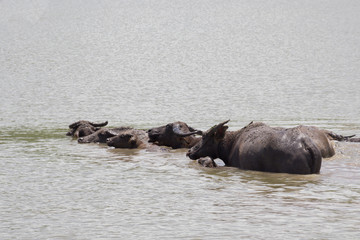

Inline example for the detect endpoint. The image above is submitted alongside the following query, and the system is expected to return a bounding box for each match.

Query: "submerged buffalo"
[107,129,166,151]
[347,138,360,142]
[187,120,327,174]
[78,127,133,143]
[147,121,202,149]
[67,120,108,138]
[197,157,218,168]
[107,129,147,148]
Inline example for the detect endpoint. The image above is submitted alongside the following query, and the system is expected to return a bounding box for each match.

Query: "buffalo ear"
[188,126,203,136]
[207,120,230,137]
[69,121,81,129]
[107,129,119,138]
[215,125,228,139]
[90,121,108,127]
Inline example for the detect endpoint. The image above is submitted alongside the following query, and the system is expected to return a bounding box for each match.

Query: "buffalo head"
[107,132,142,149]
[67,120,108,138]
[147,121,202,149]
[77,128,130,144]
[187,120,229,160]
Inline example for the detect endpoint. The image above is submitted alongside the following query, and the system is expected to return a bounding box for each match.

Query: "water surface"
[1,1,360,239]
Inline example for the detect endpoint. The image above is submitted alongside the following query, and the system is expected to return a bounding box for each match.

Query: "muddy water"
[1,1,360,239]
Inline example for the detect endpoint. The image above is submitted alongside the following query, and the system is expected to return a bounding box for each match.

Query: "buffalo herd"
[67,120,359,174]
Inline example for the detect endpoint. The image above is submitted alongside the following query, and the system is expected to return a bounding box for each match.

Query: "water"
[1,0,360,239]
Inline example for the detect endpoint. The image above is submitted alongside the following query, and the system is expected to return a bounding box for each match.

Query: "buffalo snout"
[186,149,197,160]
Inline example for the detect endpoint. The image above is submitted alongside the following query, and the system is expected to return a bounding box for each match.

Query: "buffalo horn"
[207,119,230,135]
[89,121,108,127]
[172,125,202,137]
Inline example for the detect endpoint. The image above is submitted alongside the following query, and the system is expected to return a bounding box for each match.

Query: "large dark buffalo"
[147,121,202,149]
[187,120,327,174]
[78,127,133,143]
[67,120,108,138]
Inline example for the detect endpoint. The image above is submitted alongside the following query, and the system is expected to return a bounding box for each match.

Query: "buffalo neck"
[189,136,201,148]
[217,131,239,165]
[217,122,267,165]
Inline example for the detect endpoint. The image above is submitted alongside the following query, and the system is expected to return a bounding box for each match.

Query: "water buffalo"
[78,127,133,143]
[187,120,323,174]
[147,121,202,149]
[107,129,166,151]
[107,129,147,148]
[67,120,108,138]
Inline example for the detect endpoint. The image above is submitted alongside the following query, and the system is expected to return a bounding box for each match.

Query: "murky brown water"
[1,1,360,239]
